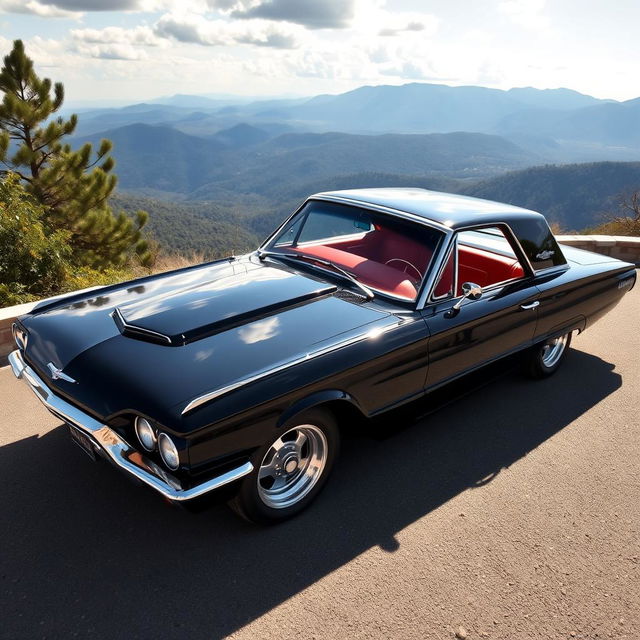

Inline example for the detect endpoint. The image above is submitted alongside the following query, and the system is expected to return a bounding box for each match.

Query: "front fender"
[277,389,363,427]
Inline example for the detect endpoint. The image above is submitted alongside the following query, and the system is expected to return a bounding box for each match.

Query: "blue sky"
[0,0,638,104]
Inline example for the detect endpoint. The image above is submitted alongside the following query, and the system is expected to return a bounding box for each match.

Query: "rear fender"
[538,315,586,343]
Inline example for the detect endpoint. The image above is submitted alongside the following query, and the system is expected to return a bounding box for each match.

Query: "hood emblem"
[47,362,77,384]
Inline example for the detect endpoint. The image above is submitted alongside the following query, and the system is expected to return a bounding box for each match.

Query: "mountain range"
[63,81,640,254]
[72,82,640,162]
[77,124,536,198]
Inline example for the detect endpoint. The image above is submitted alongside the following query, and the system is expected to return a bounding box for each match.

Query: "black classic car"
[9,189,637,523]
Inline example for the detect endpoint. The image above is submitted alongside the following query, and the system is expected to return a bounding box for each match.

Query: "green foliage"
[110,193,260,258]
[0,175,71,305]
[63,265,138,293]
[0,39,151,270]
[586,218,640,235]
[583,191,640,236]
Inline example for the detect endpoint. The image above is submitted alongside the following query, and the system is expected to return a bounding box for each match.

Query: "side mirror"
[445,282,483,317]
[461,281,483,301]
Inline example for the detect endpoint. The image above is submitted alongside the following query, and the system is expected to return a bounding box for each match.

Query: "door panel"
[422,279,540,390]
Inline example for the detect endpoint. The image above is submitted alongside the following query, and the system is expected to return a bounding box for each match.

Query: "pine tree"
[0,39,151,268]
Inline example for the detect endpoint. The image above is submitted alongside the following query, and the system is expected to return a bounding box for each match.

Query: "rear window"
[510,218,567,271]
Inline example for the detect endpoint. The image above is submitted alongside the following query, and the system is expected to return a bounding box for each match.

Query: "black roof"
[313,188,545,230]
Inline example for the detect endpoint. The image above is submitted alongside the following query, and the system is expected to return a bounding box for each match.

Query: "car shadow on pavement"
[0,349,621,639]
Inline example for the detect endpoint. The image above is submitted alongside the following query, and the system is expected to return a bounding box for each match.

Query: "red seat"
[291,245,418,299]
[326,227,432,278]
[457,245,524,294]
[433,245,524,297]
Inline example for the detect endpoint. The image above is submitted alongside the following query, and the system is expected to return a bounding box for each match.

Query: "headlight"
[12,323,27,351]
[135,417,157,452]
[158,433,180,470]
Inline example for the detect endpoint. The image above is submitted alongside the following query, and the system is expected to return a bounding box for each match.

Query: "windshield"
[267,200,444,302]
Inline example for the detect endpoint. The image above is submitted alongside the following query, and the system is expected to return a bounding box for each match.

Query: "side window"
[433,246,455,299]
[456,227,525,293]
[433,227,526,299]
[510,218,567,271]
[274,216,305,247]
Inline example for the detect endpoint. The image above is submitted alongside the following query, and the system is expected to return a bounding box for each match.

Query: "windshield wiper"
[258,250,374,300]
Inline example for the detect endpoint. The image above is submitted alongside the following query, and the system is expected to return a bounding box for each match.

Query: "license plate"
[68,425,97,461]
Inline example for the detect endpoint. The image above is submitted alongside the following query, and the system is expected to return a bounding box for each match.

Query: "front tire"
[228,408,340,524]
[525,331,572,379]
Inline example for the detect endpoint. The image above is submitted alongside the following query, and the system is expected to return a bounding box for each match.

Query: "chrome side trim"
[429,235,459,302]
[181,319,409,415]
[8,350,252,501]
[113,307,172,345]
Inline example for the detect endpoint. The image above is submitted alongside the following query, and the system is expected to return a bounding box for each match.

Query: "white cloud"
[0,0,81,18]
[71,26,162,46]
[379,21,425,37]
[75,43,149,60]
[499,0,549,30]
[34,0,141,9]
[230,0,355,29]
[379,61,435,80]
[154,12,301,48]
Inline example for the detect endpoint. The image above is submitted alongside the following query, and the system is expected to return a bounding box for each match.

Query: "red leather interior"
[291,229,523,300]
[291,244,418,299]
[433,251,455,298]
[458,245,524,293]
[434,244,525,296]
[323,226,432,273]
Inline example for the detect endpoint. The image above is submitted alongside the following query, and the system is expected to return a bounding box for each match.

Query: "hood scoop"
[114,265,336,346]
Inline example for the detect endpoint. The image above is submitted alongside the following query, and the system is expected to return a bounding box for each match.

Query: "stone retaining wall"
[556,235,640,265]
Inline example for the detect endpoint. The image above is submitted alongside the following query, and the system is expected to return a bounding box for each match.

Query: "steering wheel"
[385,258,423,283]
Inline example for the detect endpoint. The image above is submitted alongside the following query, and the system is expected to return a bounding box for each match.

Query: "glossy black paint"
[422,277,540,389]
[14,189,637,492]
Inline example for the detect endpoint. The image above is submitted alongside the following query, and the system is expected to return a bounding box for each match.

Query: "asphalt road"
[1,285,638,640]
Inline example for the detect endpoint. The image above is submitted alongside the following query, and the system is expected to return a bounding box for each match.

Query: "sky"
[0,0,638,105]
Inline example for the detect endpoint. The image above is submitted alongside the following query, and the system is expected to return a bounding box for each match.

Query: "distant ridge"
[76,125,536,196]
[69,82,640,161]
[464,161,640,230]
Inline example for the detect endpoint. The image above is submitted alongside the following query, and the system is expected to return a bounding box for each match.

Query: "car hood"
[20,257,392,428]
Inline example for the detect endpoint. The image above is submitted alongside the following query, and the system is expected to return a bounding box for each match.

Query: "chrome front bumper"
[8,349,253,502]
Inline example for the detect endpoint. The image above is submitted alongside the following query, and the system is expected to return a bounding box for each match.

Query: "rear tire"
[228,408,339,524]
[524,331,572,379]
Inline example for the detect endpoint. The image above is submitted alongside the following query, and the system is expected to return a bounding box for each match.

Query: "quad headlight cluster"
[134,416,180,470]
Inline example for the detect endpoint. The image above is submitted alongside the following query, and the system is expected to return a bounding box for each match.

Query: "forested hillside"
[71,84,640,257]
[110,194,260,257]
[114,161,640,256]
[77,125,536,198]
[464,162,640,230]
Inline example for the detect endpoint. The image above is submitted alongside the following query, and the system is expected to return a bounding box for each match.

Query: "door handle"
[520,301,540,310]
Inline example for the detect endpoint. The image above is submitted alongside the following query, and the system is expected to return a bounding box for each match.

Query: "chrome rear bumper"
[8,350,253,502]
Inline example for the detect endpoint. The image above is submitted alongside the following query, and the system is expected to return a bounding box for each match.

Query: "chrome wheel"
[541,333,569,368]
[257,425,328,509]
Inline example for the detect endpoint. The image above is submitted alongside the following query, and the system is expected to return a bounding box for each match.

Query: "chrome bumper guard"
[8,350,253,502]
